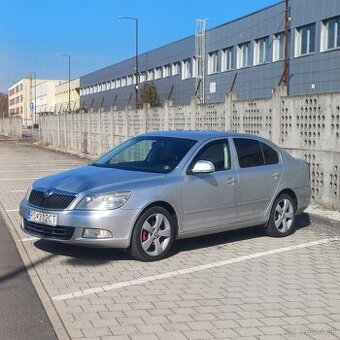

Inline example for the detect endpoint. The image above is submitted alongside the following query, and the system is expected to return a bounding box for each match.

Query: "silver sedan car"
[20,131,311,261]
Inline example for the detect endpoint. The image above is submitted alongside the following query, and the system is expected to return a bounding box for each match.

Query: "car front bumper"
[19,199,142,248]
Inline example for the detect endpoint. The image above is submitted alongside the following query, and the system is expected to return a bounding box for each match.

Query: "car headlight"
[24,185,33,200]
[76,191,131,211]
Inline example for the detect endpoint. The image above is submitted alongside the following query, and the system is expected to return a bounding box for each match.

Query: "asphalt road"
[0,213,57,340]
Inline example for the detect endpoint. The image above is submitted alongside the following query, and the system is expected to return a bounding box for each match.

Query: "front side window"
[321,16,340,51]
[234,138,264,168]
[295,23,316,56]
[237,42,251,68]
[254,36,270,64]
[190,140,231,172]
[94,137,197,174]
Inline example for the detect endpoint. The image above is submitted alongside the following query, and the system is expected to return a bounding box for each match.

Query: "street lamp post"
[118,16,139,109]
[60,54,71,112]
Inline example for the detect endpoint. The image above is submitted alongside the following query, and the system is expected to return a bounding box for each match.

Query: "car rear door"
[181,139,238,232]
[232,138,283,222]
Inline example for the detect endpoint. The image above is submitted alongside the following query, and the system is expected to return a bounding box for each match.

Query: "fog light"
[82,228,112,239]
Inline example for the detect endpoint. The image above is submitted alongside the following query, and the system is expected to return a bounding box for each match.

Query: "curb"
[0,202,70,340]
[308,212,340,229]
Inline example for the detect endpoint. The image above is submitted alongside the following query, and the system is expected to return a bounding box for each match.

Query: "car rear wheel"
[266,193,296,237]
[130,206,175,261]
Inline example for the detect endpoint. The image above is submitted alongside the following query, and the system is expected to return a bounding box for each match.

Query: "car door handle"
[227,177,237,185]
[272,172,281,179]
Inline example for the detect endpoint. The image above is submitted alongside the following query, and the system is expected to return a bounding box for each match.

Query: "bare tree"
[139,82,159,107]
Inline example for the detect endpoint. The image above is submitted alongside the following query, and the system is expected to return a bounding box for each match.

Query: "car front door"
[181,139,238,232]
[233,138,283,222]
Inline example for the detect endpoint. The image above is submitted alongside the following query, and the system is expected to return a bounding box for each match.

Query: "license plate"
[27,209,58,226]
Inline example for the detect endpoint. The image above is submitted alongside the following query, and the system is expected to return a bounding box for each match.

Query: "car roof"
[141,130,265,142]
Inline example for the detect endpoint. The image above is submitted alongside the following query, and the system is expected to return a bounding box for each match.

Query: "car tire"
[265,193,296,237]
[130,206,175,261]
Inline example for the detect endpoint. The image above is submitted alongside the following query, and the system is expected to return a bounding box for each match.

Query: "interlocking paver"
[1,142,340,340]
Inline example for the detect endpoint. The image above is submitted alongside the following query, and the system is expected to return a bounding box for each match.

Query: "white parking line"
[16,237,39,242]
[0,169,68,173]
[0,178,38,181]
[2,190,27,193]
[51,237,340,302]
[6,209,19,212]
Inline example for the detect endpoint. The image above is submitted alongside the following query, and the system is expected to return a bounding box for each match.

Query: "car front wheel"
[266,193,296,237]
[130,206,175,261]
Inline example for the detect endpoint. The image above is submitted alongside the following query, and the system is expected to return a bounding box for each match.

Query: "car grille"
[23,219,75,240]
[28,190,76,210]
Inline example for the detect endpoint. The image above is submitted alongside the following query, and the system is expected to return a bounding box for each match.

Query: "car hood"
[33,165,166,195]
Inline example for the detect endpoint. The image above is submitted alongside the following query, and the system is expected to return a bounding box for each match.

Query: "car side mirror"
[189,160,215,174]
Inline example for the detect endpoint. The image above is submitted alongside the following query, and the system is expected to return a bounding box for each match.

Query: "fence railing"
[3,86,340,212]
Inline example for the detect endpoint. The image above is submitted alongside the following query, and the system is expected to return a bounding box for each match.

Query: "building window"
[93,85,98,93]
[107,81,111,90]
[182,59,191,80]
[147,70,154,81]
[127,75,133,86]
[237,41,251,68]
[111,80,116,89]
[321,16,340,51]
[254,36,269,65]
[172,62,181,75]
[102,82,107,91]
[121,77,127,87]
[140,72,146,83]
[116,78,121,88]
[221,47,233,72]
[90,86,94,94]
[295,23,316,56]
[273,32,285,61]
[192,57,198,78]
[154,67,162,80]
[163,64,171,78]
[208,51,218,74]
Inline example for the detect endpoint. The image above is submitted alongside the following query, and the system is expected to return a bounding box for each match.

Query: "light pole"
[59,54,71,112]
[118,16,139,109]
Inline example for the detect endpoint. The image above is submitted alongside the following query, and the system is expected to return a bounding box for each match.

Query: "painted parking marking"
[0,178,38,181]
[6,209,19,212]
[16,237,39,242]
[2,190,27,193]
[51,237,340,301]
[0,169,69,173]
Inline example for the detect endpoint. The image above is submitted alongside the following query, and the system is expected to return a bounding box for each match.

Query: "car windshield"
[92,136,197,173]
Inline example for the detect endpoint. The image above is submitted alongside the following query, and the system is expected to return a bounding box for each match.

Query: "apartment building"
[79,0,340,111]
[8,78,65,126]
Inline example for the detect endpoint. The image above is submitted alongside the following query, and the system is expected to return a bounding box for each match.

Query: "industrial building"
[81,0,340,111]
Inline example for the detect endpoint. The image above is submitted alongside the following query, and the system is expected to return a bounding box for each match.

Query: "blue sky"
[0,0,279,92]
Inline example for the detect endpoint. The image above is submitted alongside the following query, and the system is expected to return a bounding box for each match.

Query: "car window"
[261,142,279,165]
[234,138,265,168]
[190,140,231,171]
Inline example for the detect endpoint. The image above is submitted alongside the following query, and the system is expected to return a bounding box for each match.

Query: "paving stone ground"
[0,141,340,340]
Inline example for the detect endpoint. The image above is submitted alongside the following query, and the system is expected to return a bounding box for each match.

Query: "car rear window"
[261,142,279,165]
[233,138,265,168]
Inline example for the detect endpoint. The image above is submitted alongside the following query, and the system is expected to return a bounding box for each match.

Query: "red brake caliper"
[141,230,148,242]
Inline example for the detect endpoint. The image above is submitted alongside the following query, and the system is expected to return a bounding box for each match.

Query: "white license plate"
[27,209,58,226]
